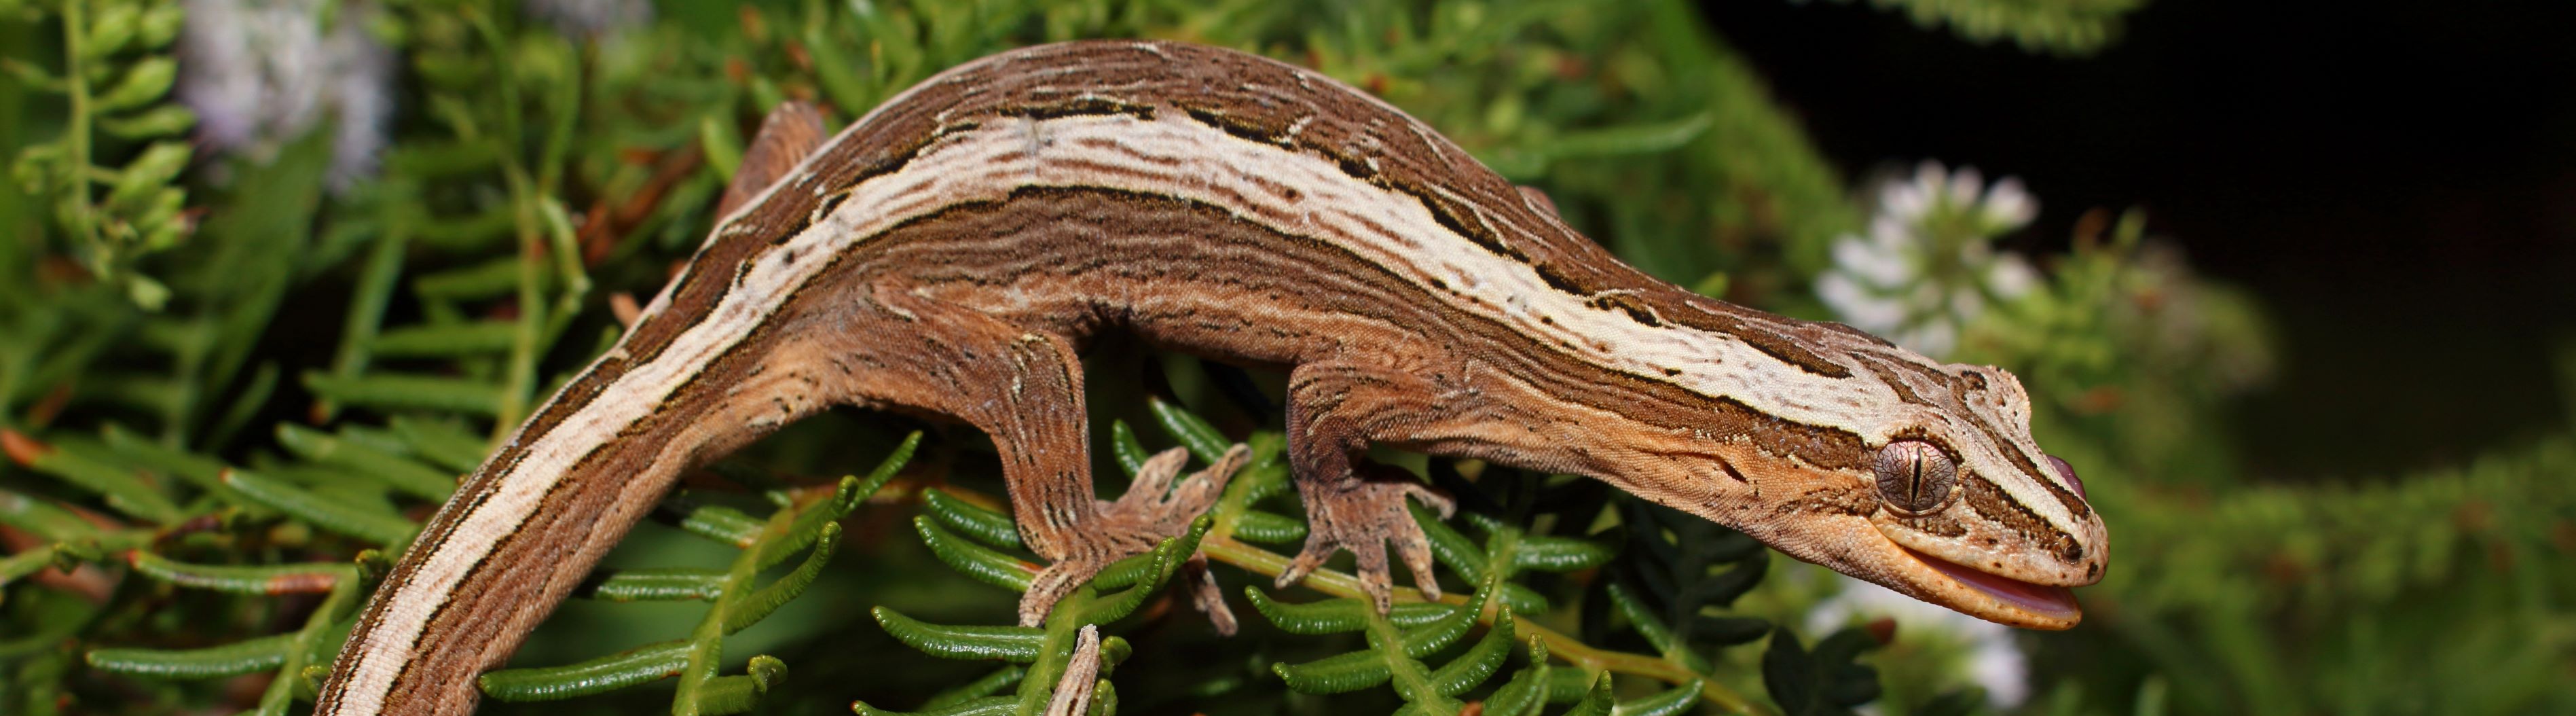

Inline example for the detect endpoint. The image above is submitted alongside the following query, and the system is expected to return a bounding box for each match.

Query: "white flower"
[1807,575,2030,709]
[177,0,394,191]
[1816,160,2042,357]
[524,0,654,39]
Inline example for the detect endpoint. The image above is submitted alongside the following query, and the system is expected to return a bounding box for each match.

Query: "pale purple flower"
[176,0,393,191]
[523,0,653,39]
[1816,160,2042,357]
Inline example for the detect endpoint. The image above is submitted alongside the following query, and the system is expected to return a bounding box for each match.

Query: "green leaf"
[873,607,1047,662]
[1,546,64,584]
[801,17,871,115]
[1,57,61,91]
[686,656,788,715]
[1226,509,1306,544]
[0,488,104,541]
[1483,113,1714,180]
[86,634,295,679]
[274,424,458,501]
[1107,420,1150,476]
[94,57,175,111]
[1482,638,1552,716]
[1619,679,1707,716]
[924,488,1023,550]
[1764,626,1822,716]
[136,3,183,47]
[480,641,691,702]
[81,5,141,59]
[854,696,1018,716]
[301,373,504,416]
[1560,672,1616,716]
[1418,505,1487,581]
[221,469,418,545]
[668,501,766,548]
[96,425,236,502]
[577,568,726,602]
[915,516,1036,592]
[921,666,1026,709]
[1426,607,1513,696]
[1243,588,1460,634]
[1146,398,1228,463]
[1509,535,1615,573]
[1272,648,1396,695]
[124,552,352,595]
[367,321,521,357]
[722,522,841,632]
[701,113,743,181]
[412,254,539,298]
[1080,522,1206,624]
[386,417,492,473]
[15,435,183,523]
[1270,588,1495,696]
[1605,581,1678,656]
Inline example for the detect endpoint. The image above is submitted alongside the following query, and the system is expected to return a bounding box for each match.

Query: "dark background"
[1697,0,2576,478]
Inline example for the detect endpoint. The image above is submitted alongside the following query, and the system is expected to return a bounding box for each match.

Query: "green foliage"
[866,405,1753,716]
[2,0,195,307]
[477,435,921,712]
[7,418,917,715]
[1802,0,2143,55]
[4,1,2568,716]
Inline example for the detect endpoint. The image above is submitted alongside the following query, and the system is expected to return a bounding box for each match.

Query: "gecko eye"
[2046,454,2086,499]
[1873,440,1957,515]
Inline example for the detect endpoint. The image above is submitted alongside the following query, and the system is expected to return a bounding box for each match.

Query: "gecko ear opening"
[1873,440,1958,515]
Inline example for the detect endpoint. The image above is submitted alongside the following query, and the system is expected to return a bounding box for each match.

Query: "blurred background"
[1,1,2569,715]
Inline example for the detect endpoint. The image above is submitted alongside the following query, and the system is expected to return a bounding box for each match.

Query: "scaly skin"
[318,41,2104,716]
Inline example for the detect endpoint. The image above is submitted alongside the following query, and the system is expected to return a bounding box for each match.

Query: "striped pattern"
[318,41,2103,715]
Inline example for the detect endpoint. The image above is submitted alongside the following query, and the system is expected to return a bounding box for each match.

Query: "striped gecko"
[317,40,2106,715]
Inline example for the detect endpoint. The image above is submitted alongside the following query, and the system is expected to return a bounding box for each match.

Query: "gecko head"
[1664,357,2106,631]
[1830,363,2104,630]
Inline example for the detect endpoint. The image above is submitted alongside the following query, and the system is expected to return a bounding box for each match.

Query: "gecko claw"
[1016,444,1250,628]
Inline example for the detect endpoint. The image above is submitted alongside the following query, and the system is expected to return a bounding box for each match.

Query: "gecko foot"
[1275,462,1456,613]
[1018,444,1251,630]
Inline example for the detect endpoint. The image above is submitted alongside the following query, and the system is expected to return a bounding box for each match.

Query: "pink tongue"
[1904,546,2081,621]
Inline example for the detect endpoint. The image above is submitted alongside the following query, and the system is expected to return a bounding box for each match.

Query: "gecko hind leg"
[834,286,1245,628]
[716,101,830,217]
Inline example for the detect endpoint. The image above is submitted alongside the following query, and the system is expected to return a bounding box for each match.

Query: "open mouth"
[1900,545,2081,623]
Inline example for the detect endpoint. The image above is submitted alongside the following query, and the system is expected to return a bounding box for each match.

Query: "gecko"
[316,40,2106,715]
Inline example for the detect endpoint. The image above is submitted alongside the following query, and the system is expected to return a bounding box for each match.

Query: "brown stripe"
[834,185,1874,474]
[1964,475,2084,564]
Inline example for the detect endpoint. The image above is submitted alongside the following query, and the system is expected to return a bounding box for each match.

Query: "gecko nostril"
[2045,454,2085,499]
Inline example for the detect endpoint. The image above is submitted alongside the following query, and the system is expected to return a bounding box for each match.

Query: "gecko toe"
[1020,559,1093,627]
[1022,444,1250,628]
[1277,474,1451,613]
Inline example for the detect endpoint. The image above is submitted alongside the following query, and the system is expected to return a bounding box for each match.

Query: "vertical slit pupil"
[1909,454,1926,508]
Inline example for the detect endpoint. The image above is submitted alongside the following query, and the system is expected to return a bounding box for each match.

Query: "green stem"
[673,495,774,713]
[495,164,547,435]
[252,565,361,716]
[58,0,97,258]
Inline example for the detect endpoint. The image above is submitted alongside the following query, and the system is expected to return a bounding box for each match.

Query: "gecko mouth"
[1899,545,2081,624]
